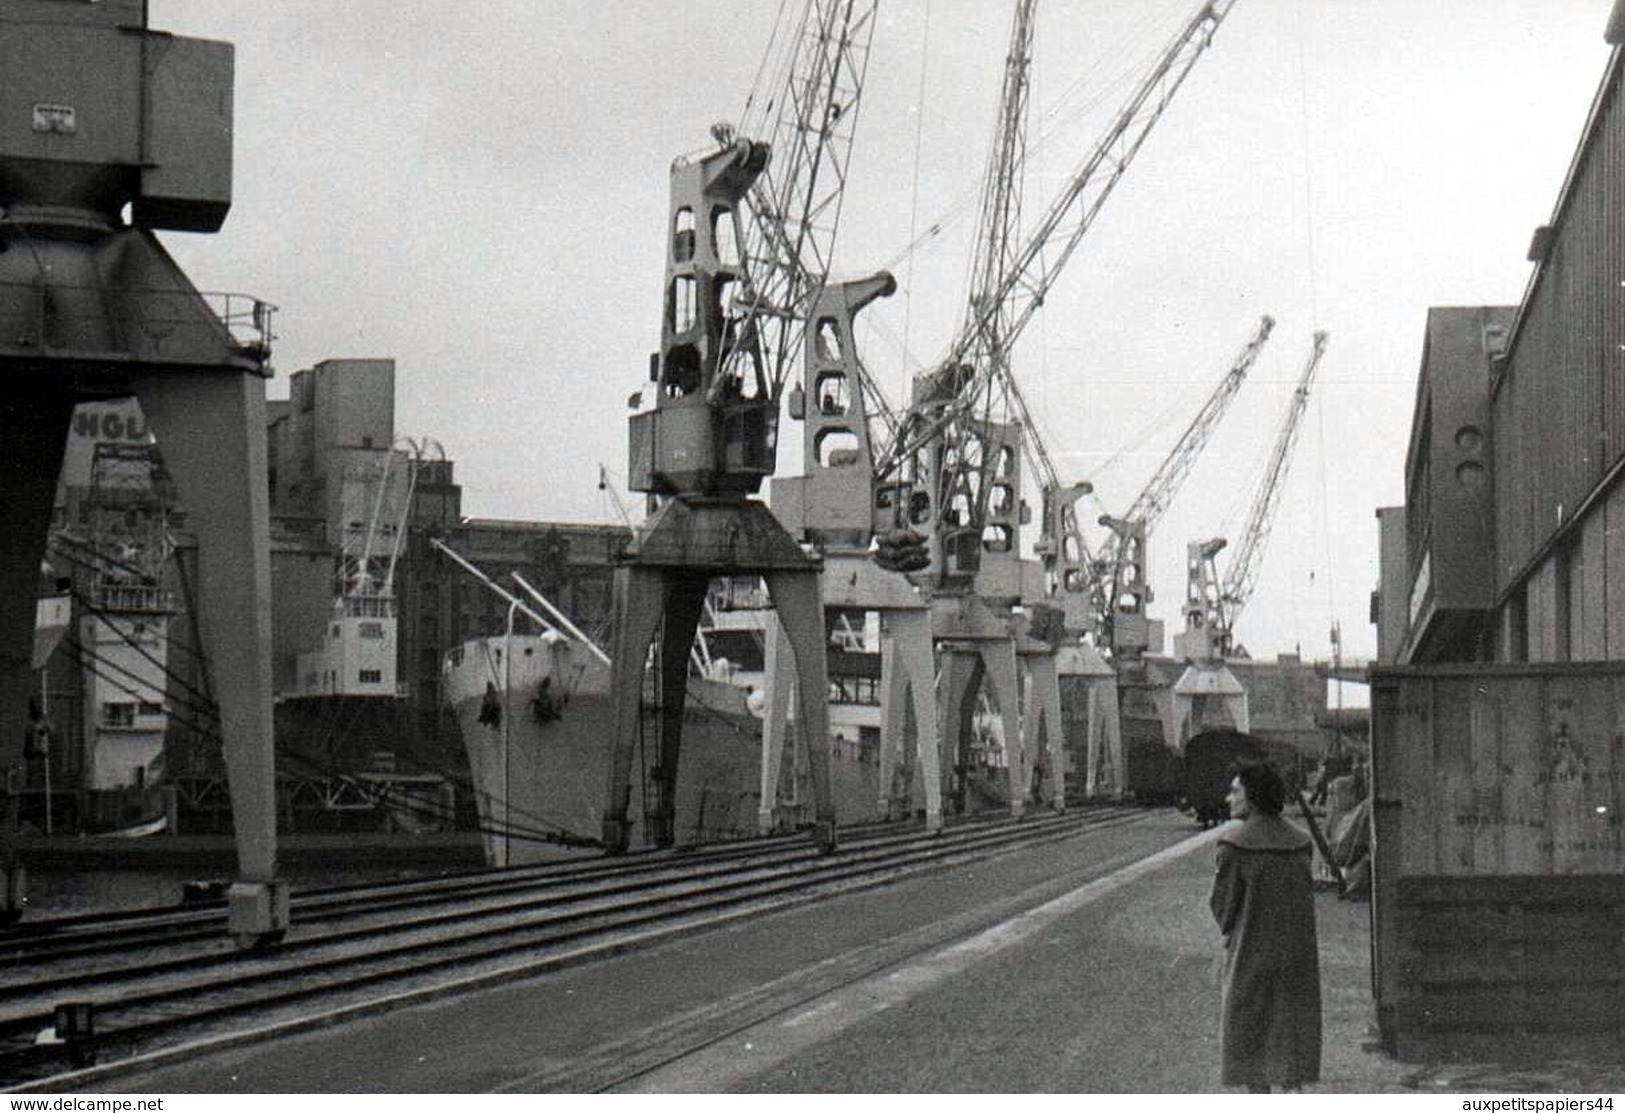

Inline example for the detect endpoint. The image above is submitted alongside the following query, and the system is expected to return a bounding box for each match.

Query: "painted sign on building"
[58,398,155,489]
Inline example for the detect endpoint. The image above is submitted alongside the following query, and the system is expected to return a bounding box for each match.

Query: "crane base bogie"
[602,499,838,852]
[1110,613,1165,659]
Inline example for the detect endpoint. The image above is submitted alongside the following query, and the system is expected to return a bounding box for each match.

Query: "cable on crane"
[739,0,797,139]
[898,0,935,400]
[1293,0,1338,660]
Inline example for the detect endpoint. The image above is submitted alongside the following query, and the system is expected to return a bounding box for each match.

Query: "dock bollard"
[53,1002,95,1069]
[1,863,25,926]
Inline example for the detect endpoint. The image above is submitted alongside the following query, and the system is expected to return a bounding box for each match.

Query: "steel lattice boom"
[1119,315,1273,533]
[878,0,1239,484]
[734,0,880,402]
[1182,330,1329,659]
[1221,329,1329,624]
[1096,313,1273,653]
[871,0,1240,631]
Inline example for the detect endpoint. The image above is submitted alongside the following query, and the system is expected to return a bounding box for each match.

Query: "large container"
[1370,662,1625,1060]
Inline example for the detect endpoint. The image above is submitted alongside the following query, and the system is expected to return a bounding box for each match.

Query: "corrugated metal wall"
[1495,51,1625,592]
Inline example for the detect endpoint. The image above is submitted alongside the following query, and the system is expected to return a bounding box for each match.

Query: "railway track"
[2,805,1154,1089]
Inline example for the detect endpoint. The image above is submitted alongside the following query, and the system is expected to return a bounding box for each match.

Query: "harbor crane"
[1098,314,1275,659]
[1178,330,1331,662]
[777,0,1242,816]
[605,0,879,854]
[0,5,282,941]
[775,0,1050,821]
[886,0,1241,809]
[874,0,1241,604]
[777,0,1242,815]
[637,0,1240,835]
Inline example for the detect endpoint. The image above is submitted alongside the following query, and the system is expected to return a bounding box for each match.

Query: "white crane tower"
[1098,314,1276,659]
[1178,330,1331,664]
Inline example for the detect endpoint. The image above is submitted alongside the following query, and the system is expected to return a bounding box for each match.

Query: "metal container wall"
[1493,51,1625,593]
[1370,662,1625,1060]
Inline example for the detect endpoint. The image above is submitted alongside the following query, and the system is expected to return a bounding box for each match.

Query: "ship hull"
[445,635,763,863]
[444,634,888,864]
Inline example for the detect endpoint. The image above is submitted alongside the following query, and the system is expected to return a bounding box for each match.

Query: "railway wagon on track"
[1121,717,1183,805]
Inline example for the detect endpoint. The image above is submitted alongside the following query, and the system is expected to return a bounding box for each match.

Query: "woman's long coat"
[1209,814,1322,1088]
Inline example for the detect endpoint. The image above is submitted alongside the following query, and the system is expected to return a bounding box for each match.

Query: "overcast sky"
[149,0,1616,667]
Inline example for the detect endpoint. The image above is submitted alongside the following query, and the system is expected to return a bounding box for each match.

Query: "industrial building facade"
[27,359,627,834]
[1372,25,1625,1059]
[1388,45,1625,666]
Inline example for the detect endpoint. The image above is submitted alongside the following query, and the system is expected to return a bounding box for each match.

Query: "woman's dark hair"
[1235,761,1286,816]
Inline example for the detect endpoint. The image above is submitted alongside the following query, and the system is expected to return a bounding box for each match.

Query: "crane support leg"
[938,650,981,816]
[134,370,288,945]
[0,386,76,925]
[976,644,1024,819]
[758,615,795,834]
[878,632,909,820]
[652,575,709,848]
[1088,674,1125,800]
[1023,653,1066,812]
[764,570,836,853]
[603,566,667,854]
[881,611,940,831]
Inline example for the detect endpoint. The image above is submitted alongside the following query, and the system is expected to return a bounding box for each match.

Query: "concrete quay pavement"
[54,809,1625,1095]
[615,819,1417,1094]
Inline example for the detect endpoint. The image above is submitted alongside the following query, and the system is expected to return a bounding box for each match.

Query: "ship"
[439,559,892,865]
[39,420,182,839]
[442,630,764,863]
[270,442,460,836]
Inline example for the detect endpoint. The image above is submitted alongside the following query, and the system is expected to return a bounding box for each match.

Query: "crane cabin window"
[709,274,734,336]
[817,429,861,468]
[669,275,697,335]
[673,207,695,263]
[995,444,1016,480]
[815,318,845,363]
[711,205,740,267]
[663,345,701,398]
[814,371,850,415]
[989,484,1014,517]
[720,347,763,400]
[1116,563,1142,608]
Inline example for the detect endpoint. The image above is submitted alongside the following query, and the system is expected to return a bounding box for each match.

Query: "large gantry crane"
[603,0,879,854]
[1177,330,1331,666]
[769,0,1039,830]
[1097,314,1275,659]
[875,0,1241,605]
[776,0,1241,817]
[0,2,283,942]
[877,0,1240,813]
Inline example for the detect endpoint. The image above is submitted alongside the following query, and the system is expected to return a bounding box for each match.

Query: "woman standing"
[1210,762,1322,1092]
